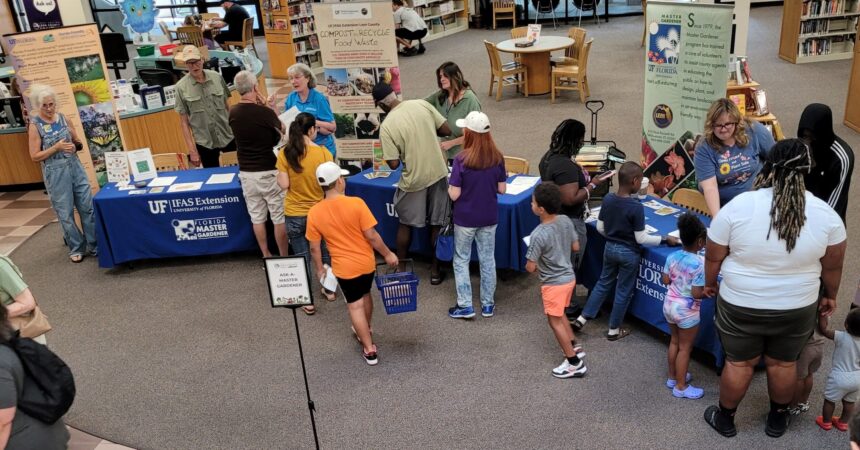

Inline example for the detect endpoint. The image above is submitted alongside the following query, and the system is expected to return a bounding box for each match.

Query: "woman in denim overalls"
[27,84,97,263]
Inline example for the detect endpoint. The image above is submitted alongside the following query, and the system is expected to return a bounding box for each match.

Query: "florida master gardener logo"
[648,23,680,65]
[171,218,228,241]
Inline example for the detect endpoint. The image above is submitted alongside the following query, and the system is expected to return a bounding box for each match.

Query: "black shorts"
[336,272,375,303]
[716,295,817,362]
[395,28,427,42]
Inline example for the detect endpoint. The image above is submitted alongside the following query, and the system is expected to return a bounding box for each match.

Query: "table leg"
[521,51,552,95]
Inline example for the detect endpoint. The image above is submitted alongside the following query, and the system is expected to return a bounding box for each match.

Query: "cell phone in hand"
[598,170,617,181]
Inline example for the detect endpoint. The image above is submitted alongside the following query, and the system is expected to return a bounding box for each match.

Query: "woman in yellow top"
[277,112,334,314]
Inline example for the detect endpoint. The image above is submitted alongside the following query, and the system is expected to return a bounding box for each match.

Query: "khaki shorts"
[796,338,825,379]
[542,281,575,317]
[238,170,285,224]
[393,177,449,227]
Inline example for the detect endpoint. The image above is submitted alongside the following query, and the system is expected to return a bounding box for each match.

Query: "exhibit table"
[496,36,575,95]
[93,166,256,269]
[578,196,723,367]
[345,168,540,272]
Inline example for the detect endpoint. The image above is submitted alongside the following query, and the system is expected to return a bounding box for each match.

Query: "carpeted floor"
[11,5,860,449]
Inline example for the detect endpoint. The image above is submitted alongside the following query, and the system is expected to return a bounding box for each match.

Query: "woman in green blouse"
[424,62,482,160]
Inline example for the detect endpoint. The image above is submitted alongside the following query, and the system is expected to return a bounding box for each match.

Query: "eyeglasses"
[714,122,738,131]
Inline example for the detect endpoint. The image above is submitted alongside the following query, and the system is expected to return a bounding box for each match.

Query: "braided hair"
[752,139,812,253]
[546,119,586,158]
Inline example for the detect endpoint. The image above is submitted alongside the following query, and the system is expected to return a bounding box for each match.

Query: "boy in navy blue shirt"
[572,162,679,340]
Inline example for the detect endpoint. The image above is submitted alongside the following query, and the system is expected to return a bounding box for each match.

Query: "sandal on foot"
[607,328,631,341]
[70,254,83,263]
[816,416,832,431]
[301,305,316,315]
[704,405,737,437]
[321,287,337,302]
[832,417,848,432]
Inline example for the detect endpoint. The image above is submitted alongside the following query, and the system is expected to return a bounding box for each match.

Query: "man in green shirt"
[174,46,236,168]
[374,83,452,284]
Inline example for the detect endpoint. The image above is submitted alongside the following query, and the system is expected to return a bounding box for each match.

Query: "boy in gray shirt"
[526,183,586,379]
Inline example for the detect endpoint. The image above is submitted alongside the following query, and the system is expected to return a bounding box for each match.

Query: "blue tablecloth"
[94,167,256,268]
[578,197,723,367]
[345,168,540,272]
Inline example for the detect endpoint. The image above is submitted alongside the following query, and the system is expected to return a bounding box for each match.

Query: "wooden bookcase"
[779,0,860,64]
[260,0,322,79]
[726,81,786,140]
[845,44,860,132]
[409,0,468,43]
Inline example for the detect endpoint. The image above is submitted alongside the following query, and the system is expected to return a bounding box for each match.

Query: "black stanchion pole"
[292,307,320,450]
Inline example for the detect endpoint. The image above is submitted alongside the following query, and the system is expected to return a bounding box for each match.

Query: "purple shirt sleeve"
[497,162,507,182]
[449,157,463,187]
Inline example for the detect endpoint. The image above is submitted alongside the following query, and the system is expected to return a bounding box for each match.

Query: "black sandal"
[704,405,738,437]
[606,328,631,341]
[430,270,446,285]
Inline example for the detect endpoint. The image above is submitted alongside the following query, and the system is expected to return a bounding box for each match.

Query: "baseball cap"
[455,111,491,133]
[316,162,350,187]
[372,82,395,104]
[180,45,202,62]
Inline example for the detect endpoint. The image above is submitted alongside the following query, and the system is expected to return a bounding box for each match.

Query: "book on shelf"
[802,0,860,17]
[729,94,746,116]
[752,88,769,116]
[274,18,288,30]
[263,0,281,12]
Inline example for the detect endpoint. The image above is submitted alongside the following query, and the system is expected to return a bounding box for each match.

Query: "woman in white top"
[702,139,847,439]
[392,0,428,56]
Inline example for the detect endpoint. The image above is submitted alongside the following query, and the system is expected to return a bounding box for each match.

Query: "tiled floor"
[0,190,56,256]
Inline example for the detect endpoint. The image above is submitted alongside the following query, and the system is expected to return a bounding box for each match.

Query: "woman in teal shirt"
[424,62,481,160]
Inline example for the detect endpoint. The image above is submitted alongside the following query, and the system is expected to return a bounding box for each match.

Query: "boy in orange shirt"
[306,162,398,365]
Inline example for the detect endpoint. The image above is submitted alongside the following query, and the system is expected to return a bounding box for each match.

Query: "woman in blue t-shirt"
[280,63,337,157]
[694,98,775,217]
[446,112,507,319]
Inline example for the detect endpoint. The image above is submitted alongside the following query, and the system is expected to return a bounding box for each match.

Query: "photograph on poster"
[324,68,352,97]
[78,102,122,185]
[355,112,381,139]
[334,113,355,139]
[64,54,106,83]
[264,256,313,308]
[71,79,112,107]
[643,134,696,198]
[348,68,377,96]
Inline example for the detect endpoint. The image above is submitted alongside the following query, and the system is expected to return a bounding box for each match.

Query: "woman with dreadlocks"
[702,139,848,439]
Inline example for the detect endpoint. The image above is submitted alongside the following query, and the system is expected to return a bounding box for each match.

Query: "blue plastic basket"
[375,263,419,315]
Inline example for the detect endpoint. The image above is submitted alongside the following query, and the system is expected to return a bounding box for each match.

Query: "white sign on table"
[126,148,157,183]
[264,256,313,308]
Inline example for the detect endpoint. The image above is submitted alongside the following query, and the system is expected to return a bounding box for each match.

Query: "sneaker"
[551,359,587,379]
[362,344,378,366]
[765,408,790,437]
[672,385,704,399]
[704,405,738,437]
[666,372,693,389]
[448,306,475,319]
[481,305,495,317]
[788,402,810,416]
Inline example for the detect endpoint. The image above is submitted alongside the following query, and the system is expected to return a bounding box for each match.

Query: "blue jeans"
[581,241,640,329]
[285,215,329,275]
[453,224,497,309]
[43,157,97,257]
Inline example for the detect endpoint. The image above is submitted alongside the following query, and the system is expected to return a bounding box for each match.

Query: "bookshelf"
[260,0,322,79]
[845,45,860,132]
[779,0,860,63]
[726,81,786,140]
[409,0,468,43]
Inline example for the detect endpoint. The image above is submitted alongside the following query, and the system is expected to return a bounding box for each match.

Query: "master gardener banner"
[641,1,732,198]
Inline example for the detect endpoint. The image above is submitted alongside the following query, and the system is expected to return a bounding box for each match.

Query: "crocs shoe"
[815,415,832,431]
[666,372,693,389]
[833,417,849,432]
[672,385,704,399]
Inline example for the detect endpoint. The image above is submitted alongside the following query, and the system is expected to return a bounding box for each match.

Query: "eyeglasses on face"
[714,122,738,131]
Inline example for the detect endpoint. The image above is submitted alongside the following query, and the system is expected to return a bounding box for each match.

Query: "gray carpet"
[12,6,860,449]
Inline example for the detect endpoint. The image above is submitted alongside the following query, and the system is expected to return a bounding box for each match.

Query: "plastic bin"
[375,261,419,314]
[136,45,155,57]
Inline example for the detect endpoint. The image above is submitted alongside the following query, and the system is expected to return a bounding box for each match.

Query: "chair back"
[511,26,528,39]
[504,156,530,175]
[219,151,239,167]
[153,153,188,172]
[567,27,586,58]
[484,40,502,74]
[138,68,176,88]
[672,188,710,217]
[177,26,205,47]
[158,21,173,42]
[241,17,253,43]
[579,38,594,73]
[494,0,516,9]
[200,13,220,20]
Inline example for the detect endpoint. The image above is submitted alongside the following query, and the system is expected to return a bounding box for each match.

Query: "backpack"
[3,333,75,424]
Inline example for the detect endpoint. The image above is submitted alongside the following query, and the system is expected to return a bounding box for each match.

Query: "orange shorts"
[541,281,575,317]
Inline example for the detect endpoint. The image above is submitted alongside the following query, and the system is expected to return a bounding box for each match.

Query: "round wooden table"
[496,36,575,96]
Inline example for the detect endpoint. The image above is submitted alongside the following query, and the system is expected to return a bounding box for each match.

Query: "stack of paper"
[505,176,540,196]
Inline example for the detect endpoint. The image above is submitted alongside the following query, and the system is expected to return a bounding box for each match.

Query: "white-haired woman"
[279,63,337,157]
[26,84,97,263]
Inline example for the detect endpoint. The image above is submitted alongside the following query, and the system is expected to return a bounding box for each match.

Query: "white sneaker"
[552,359,587,378]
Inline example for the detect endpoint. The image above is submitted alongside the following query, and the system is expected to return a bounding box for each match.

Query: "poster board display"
[640,2,732,198]
[264,256,313,308]
[314,1,399,162]
[2,24,127,189]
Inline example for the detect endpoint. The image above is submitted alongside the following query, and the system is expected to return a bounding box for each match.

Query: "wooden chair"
[159,21,177,43]
[551,38,593,103]
[551,27,586,66]
[510,26,528,39]
[484,40,528,102]
[492,0,517,29]
[176,26,206,48]
[672,188,711,217]
[219,151,239,167]
[504,156,529,176]
[200,13,220,21]
[223,18,257,56]
[153,153,188,172]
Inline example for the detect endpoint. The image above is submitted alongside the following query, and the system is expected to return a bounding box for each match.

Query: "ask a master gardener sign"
[265,256,313,308]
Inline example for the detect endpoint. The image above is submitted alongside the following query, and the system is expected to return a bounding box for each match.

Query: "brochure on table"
[126,148,157,183]
[105,152,130,184]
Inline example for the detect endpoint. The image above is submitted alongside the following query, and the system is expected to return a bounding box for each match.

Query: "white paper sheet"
[147,176,177,187]
[668,230,680,238]
[523,234,531,247]
[504,183,533,196]
[510,176,540,186]
[273,107,301,151]
[167,182,203,192]
[206,173,235,184]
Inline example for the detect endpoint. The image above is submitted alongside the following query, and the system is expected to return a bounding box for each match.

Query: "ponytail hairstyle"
[752,139,812,253]
[283,112,317,173]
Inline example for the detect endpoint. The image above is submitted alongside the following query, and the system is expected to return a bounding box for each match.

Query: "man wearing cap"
[174,45,236,168]
[213,1,250,48]
[306,162,398,365]
[373,82,452,284]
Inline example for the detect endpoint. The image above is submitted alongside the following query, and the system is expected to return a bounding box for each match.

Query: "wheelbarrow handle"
[585,100,604,114]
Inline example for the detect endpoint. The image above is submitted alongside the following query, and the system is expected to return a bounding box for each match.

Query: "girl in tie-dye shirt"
[661,213,707,399]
